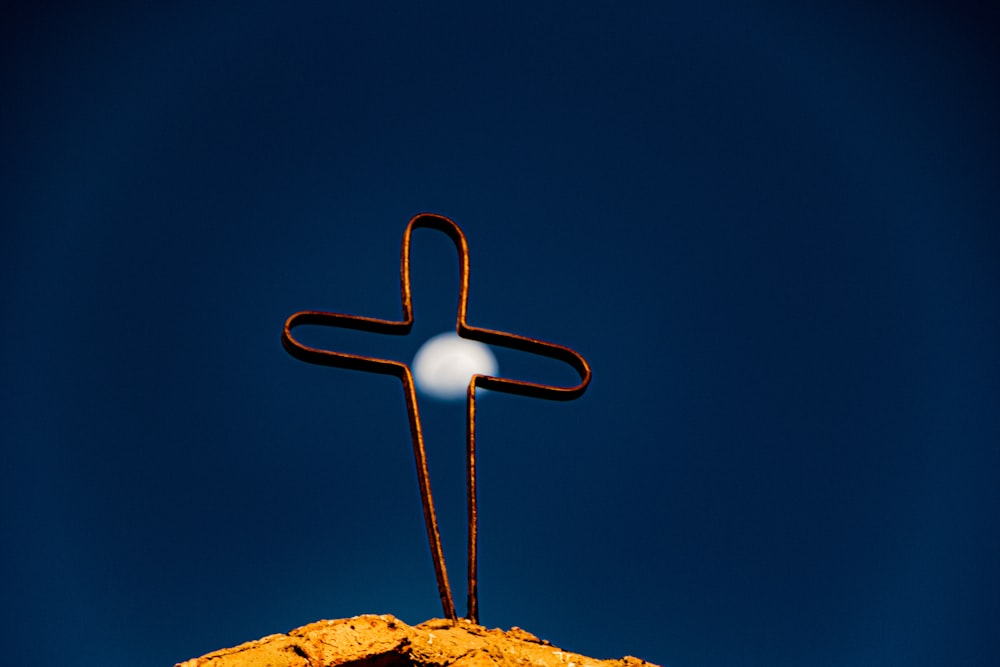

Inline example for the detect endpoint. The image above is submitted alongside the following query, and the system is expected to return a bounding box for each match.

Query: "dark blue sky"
[2,3,998,666]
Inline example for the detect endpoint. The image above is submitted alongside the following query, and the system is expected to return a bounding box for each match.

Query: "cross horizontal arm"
[282,310,411,376]
[460,324,591,400]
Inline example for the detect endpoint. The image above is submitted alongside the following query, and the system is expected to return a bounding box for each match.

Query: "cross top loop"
[282,213,591,624]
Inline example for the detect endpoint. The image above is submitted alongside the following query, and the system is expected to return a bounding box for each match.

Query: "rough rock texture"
[175,614,657,667]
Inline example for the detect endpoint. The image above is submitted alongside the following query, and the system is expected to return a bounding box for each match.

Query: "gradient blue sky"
[2,3,998,666]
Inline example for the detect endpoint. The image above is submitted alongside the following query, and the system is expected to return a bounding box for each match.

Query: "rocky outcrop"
[176,614,657,667]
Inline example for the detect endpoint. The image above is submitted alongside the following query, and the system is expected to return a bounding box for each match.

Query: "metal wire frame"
[281,213,591,624]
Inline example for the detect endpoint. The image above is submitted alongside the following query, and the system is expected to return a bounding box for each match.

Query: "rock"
[175,614,658,667]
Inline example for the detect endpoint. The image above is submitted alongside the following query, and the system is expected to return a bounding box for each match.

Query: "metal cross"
[282,213,591,624]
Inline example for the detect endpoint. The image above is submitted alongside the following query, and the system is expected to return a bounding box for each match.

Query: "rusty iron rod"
[282,213,591,624]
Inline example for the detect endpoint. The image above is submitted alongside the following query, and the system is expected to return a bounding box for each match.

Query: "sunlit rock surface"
[176,614,657,667]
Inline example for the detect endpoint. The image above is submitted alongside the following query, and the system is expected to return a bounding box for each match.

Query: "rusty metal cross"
[282,213,591,624]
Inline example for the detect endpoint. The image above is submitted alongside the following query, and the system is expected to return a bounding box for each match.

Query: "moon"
[412,332,499,401]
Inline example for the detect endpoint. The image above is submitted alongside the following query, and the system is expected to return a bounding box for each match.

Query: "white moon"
[412,332,499,401]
